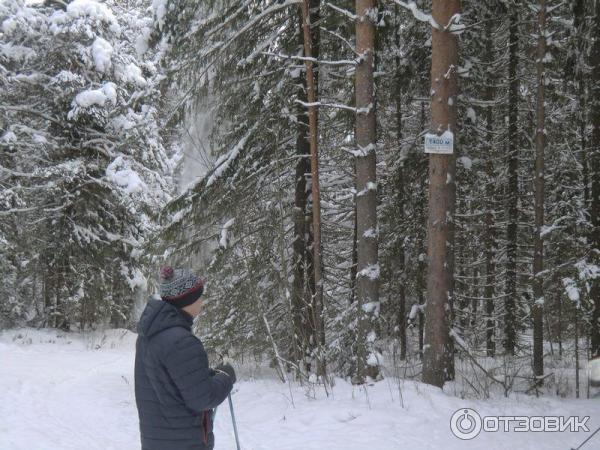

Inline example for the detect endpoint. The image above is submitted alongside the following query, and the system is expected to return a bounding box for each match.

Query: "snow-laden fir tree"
[0,0,175,329]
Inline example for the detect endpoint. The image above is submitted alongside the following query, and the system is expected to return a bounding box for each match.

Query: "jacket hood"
[137,298,194,338]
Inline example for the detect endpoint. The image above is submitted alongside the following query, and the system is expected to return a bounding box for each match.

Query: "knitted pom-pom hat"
[159,266,204,308]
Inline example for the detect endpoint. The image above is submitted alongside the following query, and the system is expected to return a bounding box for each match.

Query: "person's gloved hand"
[214,363,236,384]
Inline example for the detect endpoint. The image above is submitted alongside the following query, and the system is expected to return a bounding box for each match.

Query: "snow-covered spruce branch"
[205,124,258,187]
[216,0,302,57]
[0,165,37,178]
[389,1,463,33]
[242,24,287,65]
[0,202,68,216]
[342,144,376,158]
[320,27,358,55]
[295,99,357,113]
[261,51,357,66]
[0,105,64,127]
[389,0,439,29]
[185,0,252,40]
[444,13,465,34]
[166,1,302,121]
[324,2,357,21]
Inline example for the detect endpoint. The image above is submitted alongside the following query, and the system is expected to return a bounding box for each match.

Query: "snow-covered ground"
[1,328,599,450]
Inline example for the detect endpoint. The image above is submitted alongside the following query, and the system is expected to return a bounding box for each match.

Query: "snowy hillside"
[1,328,599,450]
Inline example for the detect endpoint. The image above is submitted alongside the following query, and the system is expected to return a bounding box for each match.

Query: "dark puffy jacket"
[135,299,233,450]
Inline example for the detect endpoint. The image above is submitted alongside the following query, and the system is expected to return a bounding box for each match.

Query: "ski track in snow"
[1,329,599,450]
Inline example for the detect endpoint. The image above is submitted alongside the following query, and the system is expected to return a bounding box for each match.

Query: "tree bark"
[394,11,407,360]
[590,0,600,358]
[532,0,546,382]
[483,2,497,359]
[300,0,326,377]
[354,0,380,383]
[505,8,519,357]
[292,5,314,376]
[422,0,460,388]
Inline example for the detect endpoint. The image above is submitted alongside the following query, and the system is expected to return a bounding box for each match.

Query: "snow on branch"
[296,99,357,113]
[324,2,357,21]
[444,13,465,34]
[206,124,257,187]
[262,51,357,66]
[218,0,302,56]
[219,218,235,249]
[242,27,285,65]
[390,0,439,29]
[320,27,357,55]
[357,263,380,280]
[0,165,35,178]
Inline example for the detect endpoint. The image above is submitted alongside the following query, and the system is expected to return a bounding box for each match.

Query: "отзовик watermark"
[450,408,590,440]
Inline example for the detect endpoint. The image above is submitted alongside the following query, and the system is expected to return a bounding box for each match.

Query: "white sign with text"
[424,131,454,154]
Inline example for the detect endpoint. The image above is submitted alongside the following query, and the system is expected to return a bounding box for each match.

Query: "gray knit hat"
[159,266,204,308]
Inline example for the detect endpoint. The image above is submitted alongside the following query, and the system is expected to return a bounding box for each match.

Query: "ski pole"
[228,393,241,450]
[571,425,600,450]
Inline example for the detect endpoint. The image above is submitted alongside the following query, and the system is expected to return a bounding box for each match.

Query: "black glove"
[214,363,236,384]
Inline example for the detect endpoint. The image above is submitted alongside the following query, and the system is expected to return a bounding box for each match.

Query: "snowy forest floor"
[1,328,600,450]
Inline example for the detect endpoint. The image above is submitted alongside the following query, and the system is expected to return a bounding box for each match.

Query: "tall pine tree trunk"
[300,0,326,378]
[354,0,380,383]
[292,5,312,373]
[394,11,407,360]
[484,2,497,359]
[590,0,600,358]
[394,94,407,361]
[532,0,546,382]
[422,0,460,388]
[505,9,519,356]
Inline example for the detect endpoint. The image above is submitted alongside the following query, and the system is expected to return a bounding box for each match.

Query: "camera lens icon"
[450,408,482,440]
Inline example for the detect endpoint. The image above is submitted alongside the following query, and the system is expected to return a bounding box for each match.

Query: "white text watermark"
[450,408,590,440]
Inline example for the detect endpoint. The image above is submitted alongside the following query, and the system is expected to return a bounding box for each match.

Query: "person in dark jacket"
[135,266,236,450]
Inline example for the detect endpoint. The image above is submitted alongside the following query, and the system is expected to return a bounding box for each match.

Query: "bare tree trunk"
[292,6,313,376]
[300,0,326,378]
[394,15,407,360]
[350,184,358,304]
[557,290,563,357]
[532,0,546,383]
[417,100,426,361]
[505,8,519,357]
[590,0,600,358]
[575,305,580,398]
[417,239,425,360]
[422,0,460,388]
[484,4,496,359]
[354,0,380,383]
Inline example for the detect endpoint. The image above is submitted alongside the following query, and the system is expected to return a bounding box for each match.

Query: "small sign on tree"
[424,130,454,154]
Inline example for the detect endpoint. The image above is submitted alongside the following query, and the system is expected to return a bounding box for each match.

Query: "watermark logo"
[450,408,590,440]
[450,408,482,440]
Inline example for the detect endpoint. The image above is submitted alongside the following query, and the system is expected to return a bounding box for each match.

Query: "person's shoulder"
[148,326,195,357]
[153,325,192,345]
